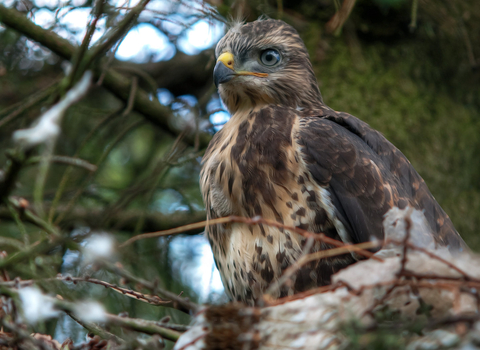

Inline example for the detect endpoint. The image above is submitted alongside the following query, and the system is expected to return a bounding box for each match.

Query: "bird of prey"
[200,18,466,305]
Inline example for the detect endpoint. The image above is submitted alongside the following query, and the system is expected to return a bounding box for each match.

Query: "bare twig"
[120,215,382,262]
[26,155,97,172]
[48,107,123,222]
[65,0,105,89]
[106,314,182,342]
[0,81,60,129]
[407,242,473,280]
[54,119,144,225]
[103,261,199,315]
[397,206,413,277]
[67,312,123,344]
[0,149,31,201]
[266,240,382,298]
[85,0,151,67]
[59,275,172,306]
[120,76,138,118]
[409,0,418,32]
[326,0,357,35]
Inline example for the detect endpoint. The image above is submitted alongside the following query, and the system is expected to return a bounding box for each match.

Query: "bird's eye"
[260,49,280,66]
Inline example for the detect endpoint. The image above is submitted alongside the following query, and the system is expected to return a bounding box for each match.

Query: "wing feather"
[298,110,466,251]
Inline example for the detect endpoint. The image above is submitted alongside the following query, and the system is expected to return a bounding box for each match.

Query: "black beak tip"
[214,61,235,88]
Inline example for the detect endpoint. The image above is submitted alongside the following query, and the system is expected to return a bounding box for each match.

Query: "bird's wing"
[297,110,466,251]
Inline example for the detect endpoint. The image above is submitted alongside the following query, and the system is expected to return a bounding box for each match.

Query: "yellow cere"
[217,52,235,70]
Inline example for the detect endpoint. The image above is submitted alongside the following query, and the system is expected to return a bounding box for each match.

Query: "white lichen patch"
[13,71,92,148]
[74,301,106,322]
[82,233,116,263]
[18,287,59,324]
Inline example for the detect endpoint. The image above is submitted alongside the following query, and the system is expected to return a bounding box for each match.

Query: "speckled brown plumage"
[200,18,466,305]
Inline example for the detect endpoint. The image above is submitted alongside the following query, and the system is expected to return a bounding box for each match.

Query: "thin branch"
[26,155,97,172]
[0,205,206,234]
[85,0,151,67]
[0,236,25,250]
[0,81,60,129]
[397,206,413,277]
[65,0,105,89]
[1,285,180,343]
[48,107,123,222]
[409,0,418,32]
[407,242,473,280]
[103,261,199,315]
[0,3,212,148]
[0,149,30,201]
[1,318,58,350]
[265,240,382,298]
[61,275,173,306]
[8,197,61,237]
[54,119,144,225]
[0,237,64,270]
[67,312,123,344]
[106,314,182,342]
[120,215,382,262]
[326,0,357,35]
[120,76,138,118]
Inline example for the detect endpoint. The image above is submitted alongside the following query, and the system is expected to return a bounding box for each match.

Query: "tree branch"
[122,50,214,98]
[106,314,182,342]
[0,205,206,234]
[0,4,212,148]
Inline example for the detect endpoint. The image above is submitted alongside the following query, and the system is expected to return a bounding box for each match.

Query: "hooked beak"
[213,52,269,88]
[214,61,236,88]
[214,52,236,88]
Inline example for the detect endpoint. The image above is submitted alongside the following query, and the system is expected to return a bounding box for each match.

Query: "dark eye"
[260,49,280,66]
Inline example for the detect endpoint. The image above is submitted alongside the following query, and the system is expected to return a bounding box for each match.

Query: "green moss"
[313,40,480,249]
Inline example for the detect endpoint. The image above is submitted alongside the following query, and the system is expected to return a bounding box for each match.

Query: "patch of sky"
[207,96,230,130]
[60,227,90,278]
[168,94,199,130]
[139,0,175,22]
[161,14,186,35]
[1,0,15,7]
[177,19,225,55]
[157,88,175,105]
[31,6,106,45]
[116,23,176,63]
[32,8,55,28]
[150,188,189,214]
[23,0,227,69]
[54,313,87,345]
[33,0,87,7]
[61,249,81,276]
[109,0,141,7]
[169,234,226,303]
[175,0,213,17]
[210,111,230,131]
[206,96,222,113]
[173,94,198,109]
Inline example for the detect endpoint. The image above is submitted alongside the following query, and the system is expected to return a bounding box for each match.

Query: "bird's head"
[214,18,323,115]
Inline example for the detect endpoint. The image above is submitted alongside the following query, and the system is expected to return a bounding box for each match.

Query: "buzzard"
[200,18,466,305]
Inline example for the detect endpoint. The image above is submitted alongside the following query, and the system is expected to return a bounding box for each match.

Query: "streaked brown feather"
[200,18,466,305]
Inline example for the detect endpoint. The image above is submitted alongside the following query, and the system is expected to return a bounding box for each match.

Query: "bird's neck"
[220,81,324,115]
